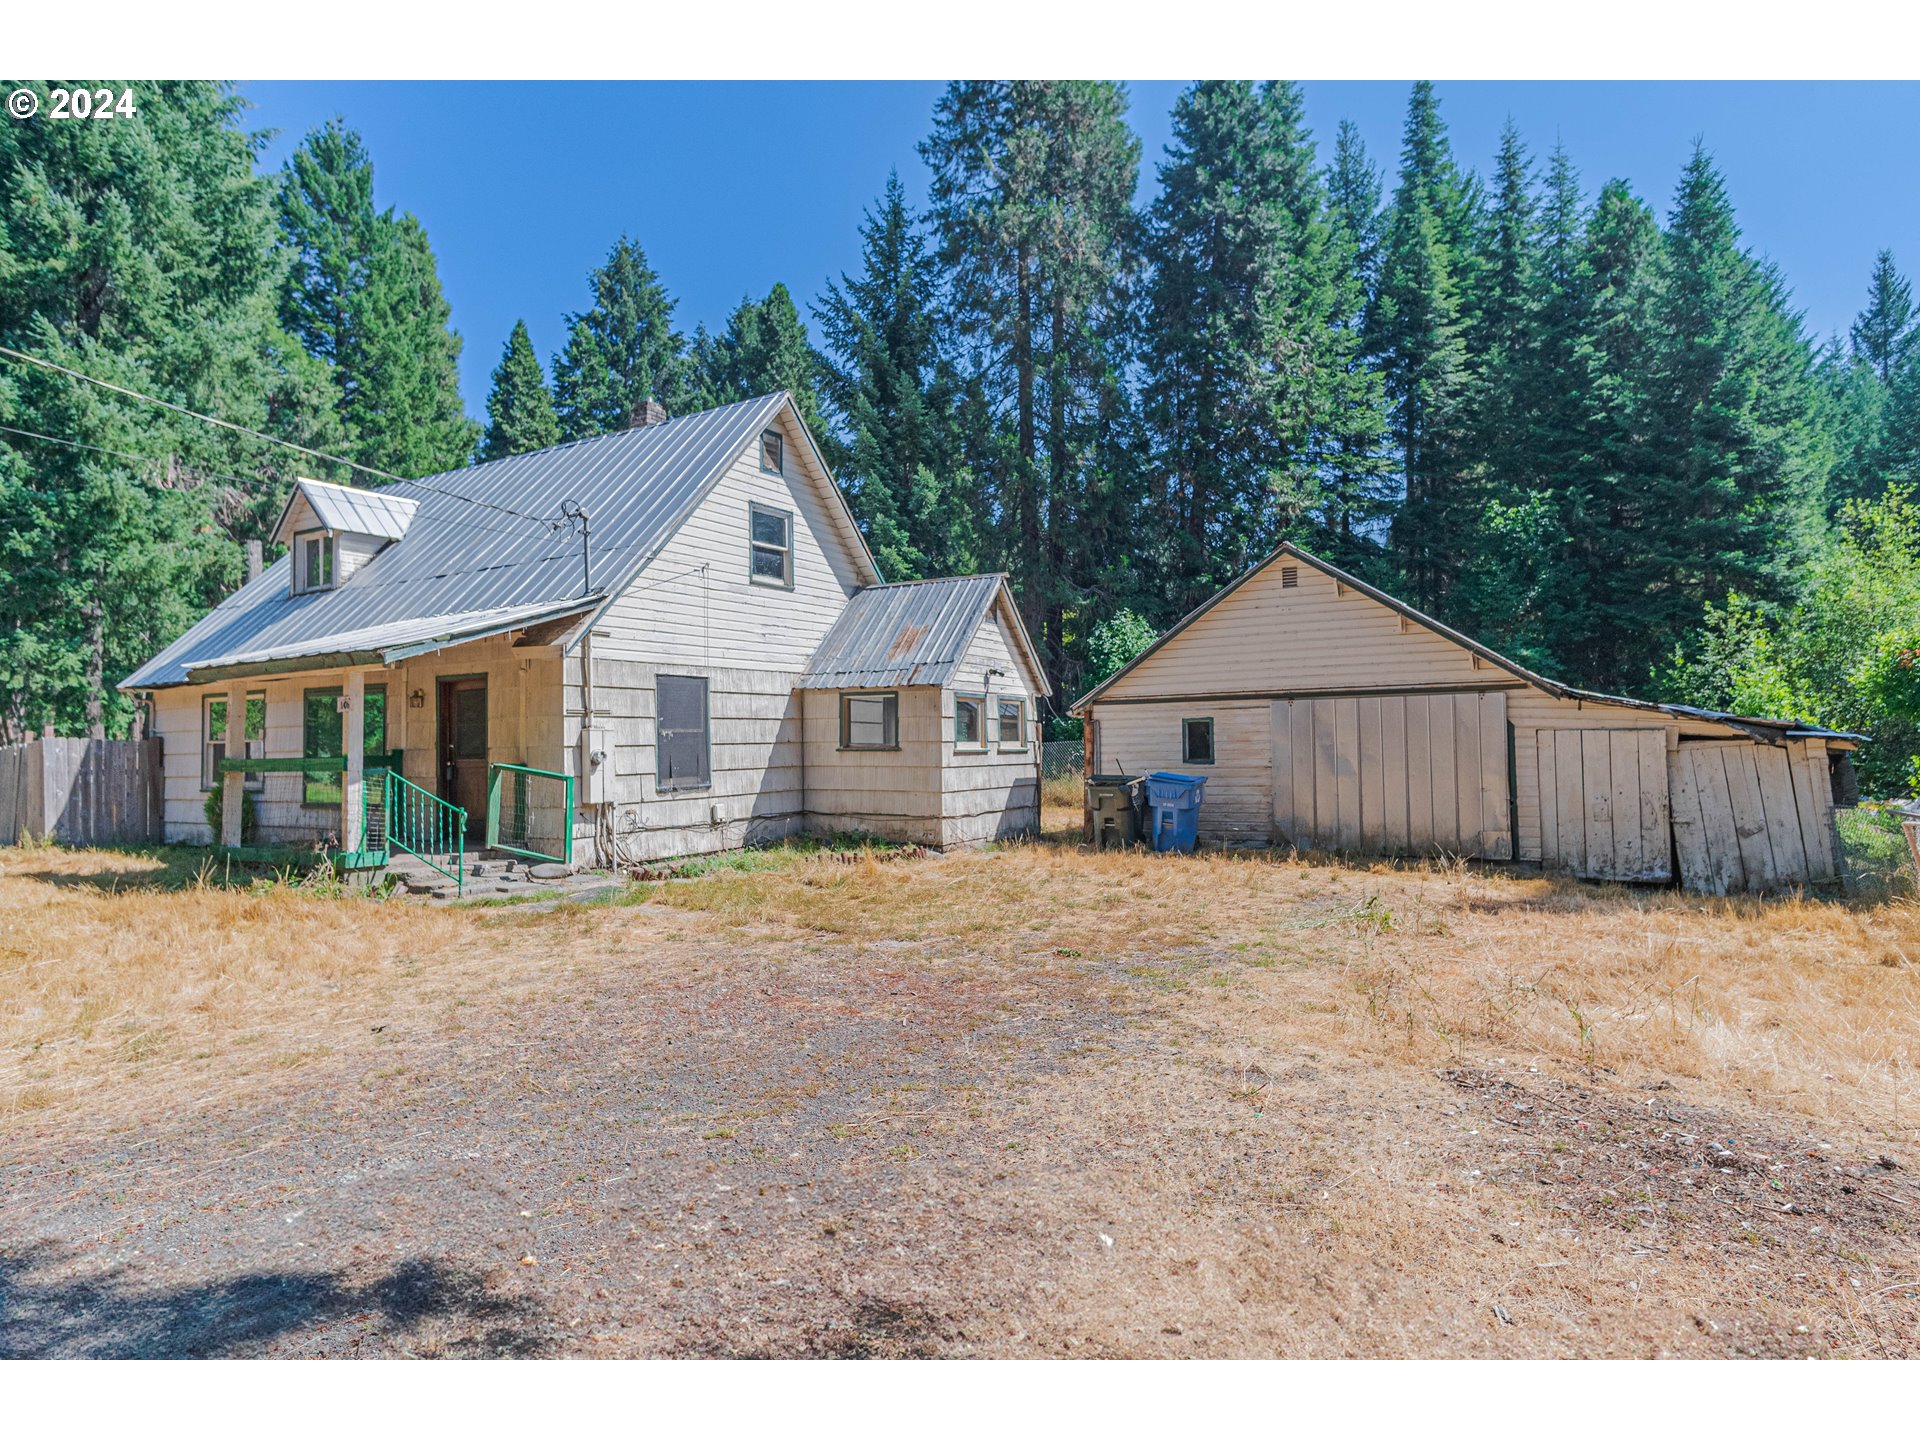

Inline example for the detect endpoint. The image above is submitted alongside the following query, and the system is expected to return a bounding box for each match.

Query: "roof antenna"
[554,500,591,595]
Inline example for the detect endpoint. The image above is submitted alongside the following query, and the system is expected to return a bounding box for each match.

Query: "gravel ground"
[4,891,1915,1358]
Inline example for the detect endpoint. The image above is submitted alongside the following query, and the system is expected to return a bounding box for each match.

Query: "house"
[1070,543,1863,894]
[118,393,1049,876]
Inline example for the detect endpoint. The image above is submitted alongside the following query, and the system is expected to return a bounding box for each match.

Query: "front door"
[437,677,488,840]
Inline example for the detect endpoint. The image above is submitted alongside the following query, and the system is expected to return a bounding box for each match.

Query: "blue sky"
[239,81,1920,418]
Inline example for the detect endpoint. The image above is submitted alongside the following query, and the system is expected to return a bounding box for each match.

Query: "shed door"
[1536,729,1672,882]
[1666,740,1837,894]
[1271,693,1511,858]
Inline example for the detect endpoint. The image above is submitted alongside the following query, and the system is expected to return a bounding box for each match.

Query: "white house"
[119,393,1049,876]
[1071,543,1863,895]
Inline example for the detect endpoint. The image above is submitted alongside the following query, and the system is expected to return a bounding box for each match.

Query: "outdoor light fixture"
[409,688,425,709]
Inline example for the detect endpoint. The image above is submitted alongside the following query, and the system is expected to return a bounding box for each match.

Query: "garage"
[1073,542,1862,892]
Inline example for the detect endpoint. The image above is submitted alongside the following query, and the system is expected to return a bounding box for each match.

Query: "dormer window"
[295,530,335,593]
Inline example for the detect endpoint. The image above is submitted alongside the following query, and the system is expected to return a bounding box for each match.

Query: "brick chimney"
[629,397,669,429]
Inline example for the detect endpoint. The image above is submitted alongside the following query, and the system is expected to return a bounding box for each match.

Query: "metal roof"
[181,598,601,683]
[797,574,1049,693]
[272,477,420,544]
[124,393,873,689]
[1071,542,1864,746]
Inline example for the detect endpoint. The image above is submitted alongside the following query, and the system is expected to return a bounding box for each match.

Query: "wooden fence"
[0,737,164,847]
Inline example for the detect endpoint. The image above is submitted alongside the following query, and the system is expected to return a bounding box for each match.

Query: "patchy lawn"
[1,813,1915,1358]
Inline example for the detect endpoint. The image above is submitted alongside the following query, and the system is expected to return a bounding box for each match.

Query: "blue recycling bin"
[1143,771,1208,853]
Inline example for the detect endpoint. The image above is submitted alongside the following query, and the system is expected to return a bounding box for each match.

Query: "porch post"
[342,668,366,854]
[221,678,247,848]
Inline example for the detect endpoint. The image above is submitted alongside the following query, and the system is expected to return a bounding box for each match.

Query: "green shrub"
[203,778,258,844]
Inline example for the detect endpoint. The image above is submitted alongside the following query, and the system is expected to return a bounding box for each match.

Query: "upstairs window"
[954,694,985,749]
[760,429,784,475]
[295,530,335,593]
[840,692,898,751]
[657,674,712,793]
[996,698,1027,749]
[749,502,793,588]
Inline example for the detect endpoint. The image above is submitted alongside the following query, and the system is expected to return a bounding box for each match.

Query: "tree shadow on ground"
[0,1242,550,1358]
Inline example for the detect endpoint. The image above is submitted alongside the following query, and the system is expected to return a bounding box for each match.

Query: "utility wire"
[0,343,555,527]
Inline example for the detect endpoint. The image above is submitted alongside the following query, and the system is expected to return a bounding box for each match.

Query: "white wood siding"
[592,412,868,671]
[1092,700,1274,846]
[939,601,1041,847]
[801,686,944,846]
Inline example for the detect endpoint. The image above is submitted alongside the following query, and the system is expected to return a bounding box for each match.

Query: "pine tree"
[1852,249,1915,384]
[276,120,476,476]
[922,81,1141,701]
[815,172,975,580]
[0,82,340,740]
[1372,83,1478,612]
[1466,121,1539,495]
[479,320,560,461]
[689,282,829,438]
[551,236,688,439]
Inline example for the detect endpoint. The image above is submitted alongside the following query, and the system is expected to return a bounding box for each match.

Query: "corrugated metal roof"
[272,477,420,543]
[798,574,1014,690]
[182,598,600,682]
[124,394,839,689]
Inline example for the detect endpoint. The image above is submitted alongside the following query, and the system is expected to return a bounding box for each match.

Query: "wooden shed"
[1070,544,1863,893]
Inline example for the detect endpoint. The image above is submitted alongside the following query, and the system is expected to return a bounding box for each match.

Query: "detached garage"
[1071,544,1862,893]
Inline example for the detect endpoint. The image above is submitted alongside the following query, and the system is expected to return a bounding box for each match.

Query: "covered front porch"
[161,603,589,892]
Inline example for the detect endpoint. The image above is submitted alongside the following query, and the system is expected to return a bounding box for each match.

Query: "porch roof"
[180,597,600,684]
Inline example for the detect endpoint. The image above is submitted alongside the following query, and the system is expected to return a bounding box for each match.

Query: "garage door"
[1270,693,1512,858]
[1536,729,1672,882]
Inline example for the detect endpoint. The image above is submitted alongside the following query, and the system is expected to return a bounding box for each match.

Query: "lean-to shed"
[1070,544,1863,893]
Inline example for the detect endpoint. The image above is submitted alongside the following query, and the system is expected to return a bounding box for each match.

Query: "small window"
[954,694,985,748]
[996,698,1026,749]
[302,684,387,805]
[295,531,335,592]
[203,692,266,791]
[1182,717,1215,765]
[759,429,784,475]
[840,691,898,751]
[657,674,711,792]
[749,502,793,588]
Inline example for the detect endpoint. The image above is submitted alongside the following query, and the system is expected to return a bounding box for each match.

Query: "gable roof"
[271,477,419,545]
[122,393,880,690]
[797,574,1050,694]
[1071,543,1863,744]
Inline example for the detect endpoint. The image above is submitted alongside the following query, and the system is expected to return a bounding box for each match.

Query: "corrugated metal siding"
[124,395,793,689]
[797,575,1006,689]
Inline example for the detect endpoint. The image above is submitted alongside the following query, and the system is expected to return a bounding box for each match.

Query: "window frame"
[293,528,335,594]
[759,428,784,475]
[838,690,900,752]
[301,683,388,807]
[202,691,267,792]
[1181,715,1216,766]
[655,673,712,794]
[995,697,1027,752]
[748,500,795,590]
[953,693,987,751]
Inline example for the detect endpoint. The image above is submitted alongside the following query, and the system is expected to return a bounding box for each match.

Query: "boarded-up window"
[657,675,711,792]
[841,692,898,750]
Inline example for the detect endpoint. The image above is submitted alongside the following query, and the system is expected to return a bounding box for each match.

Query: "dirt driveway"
[2,832,1916,1357]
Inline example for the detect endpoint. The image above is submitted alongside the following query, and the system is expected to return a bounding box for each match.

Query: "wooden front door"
[437,677,488,840]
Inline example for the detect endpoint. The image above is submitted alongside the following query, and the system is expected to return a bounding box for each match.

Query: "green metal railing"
[486,762,574,866]
[380,769,466,894]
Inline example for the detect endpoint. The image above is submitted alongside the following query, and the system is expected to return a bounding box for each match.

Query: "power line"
[0,343,555,528]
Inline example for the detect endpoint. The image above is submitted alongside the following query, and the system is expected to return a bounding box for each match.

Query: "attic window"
[1280,565,1299,589]
[749,502,793,588]
[760,429,784,475]
[295,531,335,593]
